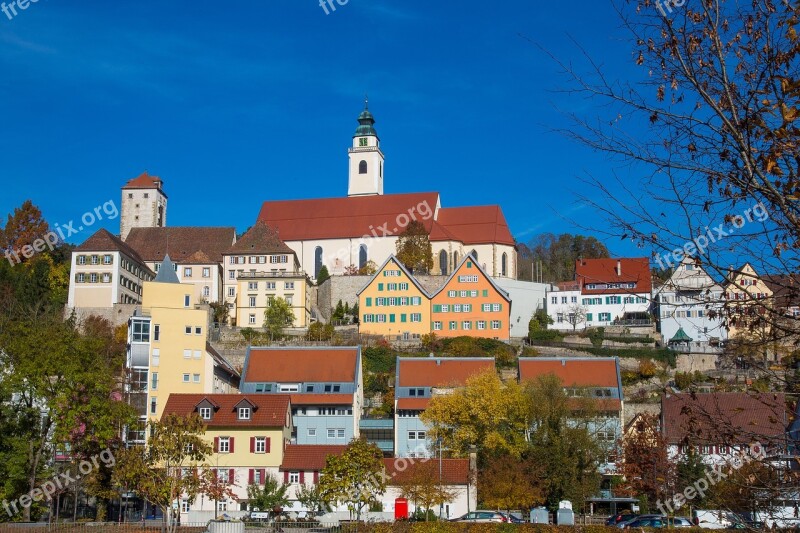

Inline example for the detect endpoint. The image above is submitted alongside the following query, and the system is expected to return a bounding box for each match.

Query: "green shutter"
[378,283,384,291]
[389,314,396,323]
[587,313,593,322]
[366,297,372,307]
[433,304,442,313]
[482,290,488,297]
[467,261,472,268]
[401,314,407,323]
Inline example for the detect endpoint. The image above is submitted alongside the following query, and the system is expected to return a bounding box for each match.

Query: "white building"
[547,258,652,330]
[655,256,727,351]
[120,172,167,241]
[256,102,517,282]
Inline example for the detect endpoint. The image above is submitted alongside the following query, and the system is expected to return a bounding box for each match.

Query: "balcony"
[237,270,306,279]
[348,146,384,154]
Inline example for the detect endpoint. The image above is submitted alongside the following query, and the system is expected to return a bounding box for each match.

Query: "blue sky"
[0,0,644,254]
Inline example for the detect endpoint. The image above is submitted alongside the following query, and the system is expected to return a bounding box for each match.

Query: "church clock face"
[359,137,368,147]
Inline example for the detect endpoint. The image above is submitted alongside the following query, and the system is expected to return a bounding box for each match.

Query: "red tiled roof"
[280,445,347,471]
[244,347,359,383]
[397,358,495,387]
[257,193,440,241]
[227,222,295,256]
[397,398,430,410]
[122,171,164,190]
[763,274,800,309]
[576,257,652,295]
[75,229,153,274]
[384,458,470,485]
[557,281,580,291]
[162,394,290,427]
[661,392,788,445]
[289,394,353,406]
[518,358,620,388]
[125,227,236,263]
[430,206,515,246]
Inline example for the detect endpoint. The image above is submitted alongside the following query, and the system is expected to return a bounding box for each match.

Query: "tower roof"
[353,98,378,138]
[153,254,180,283]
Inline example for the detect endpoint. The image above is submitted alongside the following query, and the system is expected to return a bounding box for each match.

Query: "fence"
[0,522,357,533]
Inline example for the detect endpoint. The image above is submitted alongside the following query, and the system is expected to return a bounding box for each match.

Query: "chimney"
[616,260,622,277]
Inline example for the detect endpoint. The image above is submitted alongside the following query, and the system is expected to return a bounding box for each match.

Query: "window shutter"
[260,469,266,482]
[266,437,271,453]
[313,471,319,484]
[229,468,235,483]
[250,437,255,453]
[284,470,289,483]
[229,437,235,453]
[300,471,305,484]
[249,469,254,484]
[214,437,219,453]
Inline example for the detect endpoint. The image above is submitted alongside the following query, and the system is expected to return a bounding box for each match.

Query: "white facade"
[67,249,152,309]
[495,278,552,337]
[120,176,167,241]
[547,288,650,330]
[546,287,585,331]
[656,256,727,349]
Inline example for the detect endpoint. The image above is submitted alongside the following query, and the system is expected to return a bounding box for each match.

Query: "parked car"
[607,513,638,526]
[622,515,669,528]
[451,511,508,523]
[669,517,694,528]
[500,512,524,523]
[616,514,661,528]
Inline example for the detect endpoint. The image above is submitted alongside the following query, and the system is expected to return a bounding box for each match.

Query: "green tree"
[209,301,229,324]
[246,474,290,517]
[296,483,329,517]
[518,234,609,283]
[316,265,331,285]
[112,414,211,533]
[528,309,554,336]
[675,451,712,510]
[421,369,530,459]
[395,221,433,274]
[526,374,603,512]
[308,321,335,341]
[318,439,385,521]
[332,300,345,321]
[264,297,294,339]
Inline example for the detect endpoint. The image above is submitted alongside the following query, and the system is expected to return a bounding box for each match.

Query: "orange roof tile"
[257,193,440,241]
[430,206,515,246]
[396,398,431,410]
[280,444,347,471]
[397,358,495,388]
[161,394,290,427]
[576,257,652,295]
[125,227,236,264]
[227,221,295,256]
[244,347,359,383]
[289,394,353,406]
[122,171,164,191]
[75,229,153,275]
[384,458,470,485]
[518,357,620,388]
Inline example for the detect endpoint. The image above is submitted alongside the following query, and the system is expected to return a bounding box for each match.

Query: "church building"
[257,101,518,281]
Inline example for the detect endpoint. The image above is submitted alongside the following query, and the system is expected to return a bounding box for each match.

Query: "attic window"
[238,407,251,420]
[199,407,212,420]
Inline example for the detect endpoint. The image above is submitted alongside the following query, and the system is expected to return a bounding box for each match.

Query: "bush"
[574,345,677,367]
[529,329,564,341]
[621,370,641,386]
[587,327,605,347]
[674,370,707,390]
[307,321,334,341]
[638,358,658,378]
[363,345,397,374]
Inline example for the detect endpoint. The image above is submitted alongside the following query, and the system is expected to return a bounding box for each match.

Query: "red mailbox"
[394,498,409,520]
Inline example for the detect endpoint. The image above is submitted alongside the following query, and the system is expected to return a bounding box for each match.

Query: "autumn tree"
[113,414,211,533]
[200,469,239,519]
[518,234,609,283]
[264,297,294,339]
[0,200,50,262]
[421,369,531,459]
[479,452,544,513]
[296,483,329,517]
[395,460,457,521]
[318,439,385,521]
[617,413,676,513]
[246,474,290,517]
[358,260,378,276]
[396,221,433,274]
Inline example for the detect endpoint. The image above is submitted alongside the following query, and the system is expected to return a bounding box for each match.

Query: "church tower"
[120,172,168,240]
[347,99,384,197]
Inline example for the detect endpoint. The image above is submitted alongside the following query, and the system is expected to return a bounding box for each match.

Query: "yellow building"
[357,256,431,340]
[126,255,239,445]
[162,393,292,518]
[222,222,311,328]
[724,262,774,340]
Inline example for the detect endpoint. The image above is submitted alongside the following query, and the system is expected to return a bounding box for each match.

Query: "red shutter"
[266,437,271,453]
[213,437,219,453]
[300,471,305,484]
[250,437,255,453]
[229,438,235,453]
[249,469,254,484]
[313,471,319,484]
[284,470,289,483]
[229,468,235,483]
[260,469,266,482]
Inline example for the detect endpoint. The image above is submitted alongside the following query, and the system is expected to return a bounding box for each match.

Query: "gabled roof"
[661,392,788,445]
[518,357,622,389]
[762,274,800,309]
[576,257,652,295]
[397,357,495,388]
[384,458,470,485]
[125,227,236,264]
[122,171,165,192]
[75,229,154,275]
[257,192,441,241]
[162,394,290,427]
[356,255,432,297]
[226,221,295,256]
[280,445,347,471]
[430,206,515,246]
[430,253,511,302]
[243,347,360,384]
[153,255,180,284]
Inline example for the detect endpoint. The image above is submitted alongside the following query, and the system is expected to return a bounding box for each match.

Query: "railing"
[237,271,306,279]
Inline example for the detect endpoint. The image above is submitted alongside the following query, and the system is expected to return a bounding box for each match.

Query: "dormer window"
[238,407,251,420]
[199,407,211,420]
